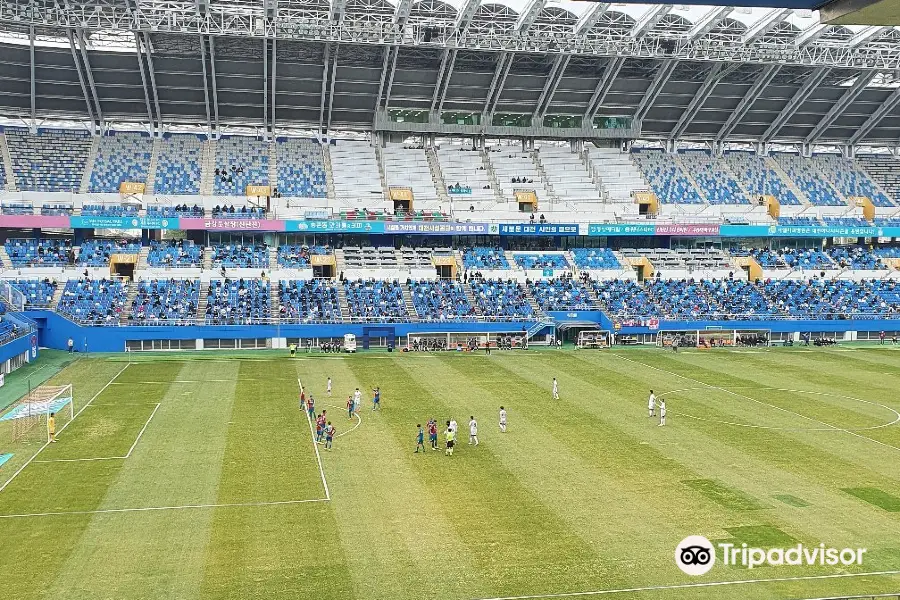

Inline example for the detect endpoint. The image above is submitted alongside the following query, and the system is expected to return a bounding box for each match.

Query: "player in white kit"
[353,388,361,412]
[648,390,656,417]
[552,378,559,400]
[449,418,458,437]
[499,406,507,432]
[658,399,666,426]
[468,416,478,445]
[327,377,332,396]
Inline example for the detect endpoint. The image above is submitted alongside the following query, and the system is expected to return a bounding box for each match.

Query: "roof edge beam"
[515,0,546,34]
[629,5,671,39]
[805,70,878,144]
[740,8,789,45]
[715,64,780,141]
[687,6,733,41]
[574,3,610,36]
[669,63,723,140]
[849,86,900,145]
[795,23,829,47]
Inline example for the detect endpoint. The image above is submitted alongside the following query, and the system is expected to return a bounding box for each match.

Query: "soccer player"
[327,377,332,396]
[658,399,666,427]
[347,395,354,419]
[307,395,315,420]
[299,389,306,411]
[449,418,458,439]
[552,378,559,400]
[353,388,362,412]
[445,421,455,456]
[315,413,325,443]
[648,390,656,418]
[324,422,335,450]
[428,419,438,450]
[48,412,56,442]
[415,424,425,453]
[468,416,478,446]
[499,406,507,433]
[289,342,297,357]
[372,387,381,411]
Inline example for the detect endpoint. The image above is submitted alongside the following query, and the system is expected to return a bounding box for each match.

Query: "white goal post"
[0,384,74,444]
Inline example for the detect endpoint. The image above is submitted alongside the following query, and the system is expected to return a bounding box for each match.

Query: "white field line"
[0,363,131,493]
[0,498,330,520]
[611,353,900,454]
[299,378,330,501]
[468,570,900,600]
[320,402,362,438]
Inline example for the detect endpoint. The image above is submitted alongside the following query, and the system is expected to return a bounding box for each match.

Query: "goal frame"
[0,384,74,444]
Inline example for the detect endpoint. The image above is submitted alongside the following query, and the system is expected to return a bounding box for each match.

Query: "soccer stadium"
[1,0,900,597]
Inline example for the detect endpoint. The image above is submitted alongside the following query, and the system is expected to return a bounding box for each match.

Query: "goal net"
[0,384,74,445]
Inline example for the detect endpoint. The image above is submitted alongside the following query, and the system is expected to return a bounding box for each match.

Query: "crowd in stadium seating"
[514,254,569,270]
[528,277,595,311]
[277,245,330,268]
[211,205,265,219]
[278,280,341,322]
[147,204,204,218]
[78,240,141,266]
[470,278,534,319]
[11,279,58,307]
[462,247,509,270]
[409,280,474,321]
[205,279,270,324]
[147,240,202,267]
[129,279,200,324]
[211,243,269,268]
[570,248,621,270]
[343,279,407,321]
[827,247,887,270]
[41,204,74,216]
[5,238,73,266]
[57,278,127,324]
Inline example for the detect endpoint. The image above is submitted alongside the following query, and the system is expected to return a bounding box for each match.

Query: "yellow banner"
[513,189,538,205]
[432,255,456,267]
[389,187,414,202]
[119,181,145,194]
[246,185,271,197]
[310,254,336,267]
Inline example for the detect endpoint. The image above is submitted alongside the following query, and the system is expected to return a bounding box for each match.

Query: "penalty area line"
[469,570,900,600]
[299,378,330,501]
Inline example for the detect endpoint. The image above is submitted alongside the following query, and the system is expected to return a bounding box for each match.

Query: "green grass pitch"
[1,346,899,600]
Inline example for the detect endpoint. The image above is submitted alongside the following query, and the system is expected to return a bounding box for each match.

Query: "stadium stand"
[487,149,552,203]
[5,128,91,192]
[528,278,595,310]
[827,247,887,270]
[874,247,900,258]
[812,155,894,207]
[724,153,801,206]
[618,247,731,270]
[77,240,141,266]
[10,279,58,307]
[88,131,152,192]
[679,152,748,205]
[513,253,569,270]
[146,204,204,218]
[778,216,822,226]
[538,146,600,200]
[211,205,265,219]
[437,147,494,203]
[275,138,327,198]
[57,278,127,324]
[822,217,870,228]
[2,203,32,215]
[773,154,845,206]
[586,148,649,203]
[408,280,474,321]
[81,204,139,217]
[857,155,900,205]
[129,279,200,324]
[645,278,727,319]
[5,238,72,266]
[278,280,341,322]
[570,248,621,270]
[205,279,271,324]
[152,134,203,194]
[213,136,269,195]
[146,240,203,267]
[469,278,534,319]
[462,247,509,270]
[592,279,658,318]
[330,142,383,202]
[382,146,440,207]
[277,244,330,268]
[343,279,407,321]
[41,204,74,216]
[632,152,704,204]
[210,243,270,268]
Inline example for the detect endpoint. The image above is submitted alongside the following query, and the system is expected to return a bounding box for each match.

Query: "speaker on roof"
[660,40,676,55]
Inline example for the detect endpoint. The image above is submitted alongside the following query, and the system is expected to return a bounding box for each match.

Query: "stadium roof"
[1,2,900,145]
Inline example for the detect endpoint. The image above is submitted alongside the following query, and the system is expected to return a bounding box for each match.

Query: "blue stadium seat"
[278,280,340,322]
[343,279,407,321]
[408,280,474,321]
[205,279,270,324]
[88,131,152,193]
[129,279,200,324]
[57,278,127,324]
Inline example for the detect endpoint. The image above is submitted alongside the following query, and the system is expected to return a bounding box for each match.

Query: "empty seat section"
[382,146,439,209]
[213,137,269,195]
[331,142,383,204]
[153,134,203,194]
[679,152,748,205]
[88,131,152,192]
[276,139,327,197]
[437,147,494,202]
[812,155,894,207]
[773,154,844,206]
[538,147,600,200]
[6,127,91,192]
[724,153,801,206]
[631,152,703,204]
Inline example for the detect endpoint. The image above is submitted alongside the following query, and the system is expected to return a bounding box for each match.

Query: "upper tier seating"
[331,142,382,201]
[725,153,801,206]
[470,278,534,319]
[2,203,32,215]
[211,243,269,268]
[6,128,91,192]
[147,240,202,267]
[593,279,657,318]
[743,247,834,269]
[513,254,569,270]
[812,155,894,207]
[779,216,822,227]
[822,217,870,228]
[874,247,900,258]
[437,147,494,202]
[129,279,200,324]
[408,280,474,321]
[587,148,649,202]
[41,204,73,216]
[645,278,729,319]
[632,152,703,204]
[382,147,440,205]
[205,279,270,324]
[278,280,341,322]
[618,247,731,270]
[277,245,330,268]
[58,278,127,324]
[81,204,139,217]
[213,137,269,196]
[146,204,204,218]
[78,240,141,266]
[538,147,600,200]
[679,152,748,205]
[827,247,887,270]
[856,156,900,206]
[874,218,900,227]
[88,132,152,193]
[343,279,407,321]
[773,154,845,206]
[211,205,265,219]
[276,139,326,197]
[488,150,553,202]
[10,279,58,307]
[153,134,203,194]
[570,248,621,270]
[462,247,509,270]
[5,238,72,266]
[528,278,595,310]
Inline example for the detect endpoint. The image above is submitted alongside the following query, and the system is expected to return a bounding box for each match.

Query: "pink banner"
[178,218,286,232]
[654,224,721,236]
[0,215,70,229]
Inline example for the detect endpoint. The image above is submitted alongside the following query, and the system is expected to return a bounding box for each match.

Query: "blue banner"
[589,224,657,236]
[286,219,385,233]
[499,223,579,236]
[383,221,490,235]
[69,215,180,229]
